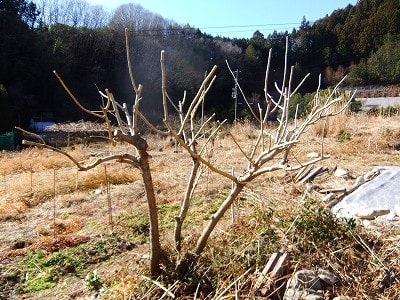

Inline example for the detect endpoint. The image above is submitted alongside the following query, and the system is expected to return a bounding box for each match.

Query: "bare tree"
[36,0,110,28]
[19,30,354,277]
[109,3,172,36]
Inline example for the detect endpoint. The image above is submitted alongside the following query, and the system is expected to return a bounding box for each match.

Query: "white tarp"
[331,166,400,221]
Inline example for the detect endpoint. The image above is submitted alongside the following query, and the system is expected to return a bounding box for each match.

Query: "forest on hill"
[1,0,400,133]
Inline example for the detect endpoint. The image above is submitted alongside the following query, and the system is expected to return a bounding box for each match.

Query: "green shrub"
[85,270,103,291]
[19,247,85,293]
[336,130,351,142]
[291,199,356,251]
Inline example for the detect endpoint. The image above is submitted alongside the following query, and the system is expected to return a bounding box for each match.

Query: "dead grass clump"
[0,200,28,221]
[75,165,138,191]
[230,120,259,141]
[327,136,370,157]
[0,151,31,175]
[105,165,141,185]
[0,164,140,207]
[313,227,400,299]
[381,127,400,150]
[36,153,73,170]
[103,275,137,299]
[312,113,350,138]
[0,171,55,207]
[0,147,88,176]
[36,218,84,236]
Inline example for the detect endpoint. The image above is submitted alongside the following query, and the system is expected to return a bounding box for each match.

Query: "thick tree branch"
[125,28,139,94]
[15,126,45,144]
[21,140,140,170]
[53,71,104,119]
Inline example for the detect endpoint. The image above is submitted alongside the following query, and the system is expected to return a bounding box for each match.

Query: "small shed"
[0,131,14,150]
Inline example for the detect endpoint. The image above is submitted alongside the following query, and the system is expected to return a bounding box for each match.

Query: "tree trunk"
[139,150,162,277]
[114,131,162,277]
[194,182,245,256]
[137,145,161,277]
[174,157,200,251]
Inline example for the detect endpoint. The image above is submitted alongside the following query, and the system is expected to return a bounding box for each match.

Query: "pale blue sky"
[87,0,357,38]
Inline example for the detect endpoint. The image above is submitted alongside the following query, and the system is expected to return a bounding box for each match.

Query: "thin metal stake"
[53,169,56,238]
[75,169,79,190]
[30,168,33,193]
[105,165,113,227]
[231,168,235,224]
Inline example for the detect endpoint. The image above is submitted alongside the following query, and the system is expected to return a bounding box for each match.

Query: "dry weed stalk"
[19,30,354,278]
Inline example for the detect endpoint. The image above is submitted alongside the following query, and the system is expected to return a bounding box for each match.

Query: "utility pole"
[232,69,239,122]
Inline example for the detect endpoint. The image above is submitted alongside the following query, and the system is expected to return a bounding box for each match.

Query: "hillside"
[2,0,400,132]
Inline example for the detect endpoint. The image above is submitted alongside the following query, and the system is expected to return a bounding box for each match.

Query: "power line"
[124,23,304,37]
[197,22,301,30]
[196,21,317,37]
[1,20,307,39]
[197,23,302,36]
[204,27,299,36]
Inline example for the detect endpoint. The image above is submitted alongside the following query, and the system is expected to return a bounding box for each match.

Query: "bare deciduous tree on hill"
[20,29,354,277]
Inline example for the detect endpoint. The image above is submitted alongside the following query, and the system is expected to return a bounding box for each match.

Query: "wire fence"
[0,165,116,235]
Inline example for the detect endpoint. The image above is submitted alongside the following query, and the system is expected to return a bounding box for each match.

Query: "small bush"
[349,99,362,112]
[85,270,103,291]
[291,198,356,252]
[336,130,351,142]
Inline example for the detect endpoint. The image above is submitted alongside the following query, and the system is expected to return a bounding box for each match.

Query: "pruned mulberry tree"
[20,29,354,277]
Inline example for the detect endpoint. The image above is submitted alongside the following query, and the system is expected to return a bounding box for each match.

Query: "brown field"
[0,113,400,299]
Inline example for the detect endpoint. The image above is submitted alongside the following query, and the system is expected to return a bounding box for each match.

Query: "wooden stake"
[254,251,290,295]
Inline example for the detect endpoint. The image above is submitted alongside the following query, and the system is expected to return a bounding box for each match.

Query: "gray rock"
[317,269,338,285]
[304,295,324,300]
[284,269,336,300]
[307,152,320,158]
[94,188,103,195]
[334,168,348,177]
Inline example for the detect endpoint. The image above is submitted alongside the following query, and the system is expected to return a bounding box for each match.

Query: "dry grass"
[0,113,400,299]
[311,112,349,138]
